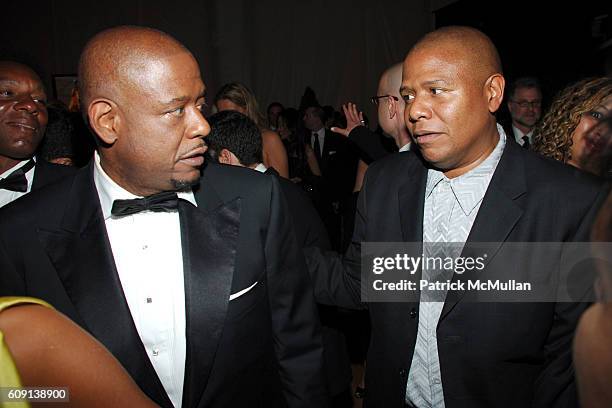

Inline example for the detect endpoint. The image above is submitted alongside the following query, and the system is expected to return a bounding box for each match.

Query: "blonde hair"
[214,82,267,128]
[532,77,612,163]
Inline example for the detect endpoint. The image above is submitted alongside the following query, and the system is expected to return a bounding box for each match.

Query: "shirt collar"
[253,163,267,173]
[399,143,411,152]
[0,156,36,179]
[512,125,533,140]
[93,152,197,220]
[425,123,506,216]
[313,128,325,138]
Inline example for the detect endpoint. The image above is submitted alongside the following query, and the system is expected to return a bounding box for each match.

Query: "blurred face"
[268,105,282,127]
[507,87,542,131]
[216,98,246,115]
[570,95,612,170]
[0,63,48,161]
[99,51,210,195]
[277,116,290,139]
[303,107,323,131]
[400,46,502,177]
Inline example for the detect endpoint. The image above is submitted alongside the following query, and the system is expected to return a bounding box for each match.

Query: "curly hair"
[532,77,612,163]
[214,82,267,128]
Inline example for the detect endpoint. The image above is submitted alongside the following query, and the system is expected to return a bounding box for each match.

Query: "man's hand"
[331,102,365,137]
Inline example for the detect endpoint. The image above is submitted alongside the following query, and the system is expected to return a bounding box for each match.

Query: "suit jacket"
[306,140,609,407]
[307,129,358,200]
[32,159,77,190]
[0,161,327,408]
[263,165,351,395]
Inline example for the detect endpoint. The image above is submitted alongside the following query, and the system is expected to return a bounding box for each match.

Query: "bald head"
[78,26,193,110]
[410,26,502,84]
[378,62,403,98]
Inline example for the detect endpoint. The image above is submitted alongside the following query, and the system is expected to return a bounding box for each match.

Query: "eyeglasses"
[510,100,542,109]
[370,95,399,105]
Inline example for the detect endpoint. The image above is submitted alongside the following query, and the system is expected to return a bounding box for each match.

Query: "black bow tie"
[111,191,180,217]
[0,160,35,192]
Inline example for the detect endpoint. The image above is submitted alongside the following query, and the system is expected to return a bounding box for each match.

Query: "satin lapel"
[180,197,241,408]
[439,143,526,322]
[37,164,173,407]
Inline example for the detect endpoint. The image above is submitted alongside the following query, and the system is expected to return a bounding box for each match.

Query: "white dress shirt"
[311,128,325,153]
[512,125,533,147]
[93,153,196,408]
[399,143,411,152]
[0,158,36,208]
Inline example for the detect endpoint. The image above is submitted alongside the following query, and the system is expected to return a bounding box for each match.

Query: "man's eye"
[168,107,185,116]
[0,90,13,97]
[401,94,414,103]
[431,88,443,95]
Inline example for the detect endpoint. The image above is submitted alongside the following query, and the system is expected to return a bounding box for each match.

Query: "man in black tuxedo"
[0,61,75,207]
[0,26,327,408]
[303,104,358,250]
[306,26,608,407]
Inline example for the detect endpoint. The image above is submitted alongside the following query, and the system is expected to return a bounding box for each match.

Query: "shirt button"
[433,378,441,384]
[146,297,152,304]
[152,349,159,357]
[142,245,148,250]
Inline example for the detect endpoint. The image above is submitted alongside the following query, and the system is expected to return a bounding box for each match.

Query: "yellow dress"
[0,297,52,408]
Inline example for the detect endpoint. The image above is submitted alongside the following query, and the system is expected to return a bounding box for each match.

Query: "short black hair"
[38,104,74,161]
[508,76,541,100]
[205,110,263,167]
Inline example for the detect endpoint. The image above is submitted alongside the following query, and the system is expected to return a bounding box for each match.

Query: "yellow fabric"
[0,297,52,408]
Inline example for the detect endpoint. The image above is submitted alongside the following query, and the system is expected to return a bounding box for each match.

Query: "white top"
[93,152,196,408]
[0,158,36,208]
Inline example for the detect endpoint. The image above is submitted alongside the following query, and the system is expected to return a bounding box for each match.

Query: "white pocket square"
[328,150,337,155]
[229,281,259,300]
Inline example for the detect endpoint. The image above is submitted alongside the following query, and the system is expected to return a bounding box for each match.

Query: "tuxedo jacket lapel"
[181,180,241,408]
[37,164,173,407]
[439,143,526,322]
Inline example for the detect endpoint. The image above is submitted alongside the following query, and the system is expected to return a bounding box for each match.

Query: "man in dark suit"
[305,26,608,407]
[502,76,543,149]
[303,104,358,250]
[0,26,327,408]
[0,61,75,207]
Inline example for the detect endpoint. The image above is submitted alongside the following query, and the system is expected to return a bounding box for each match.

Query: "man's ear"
[486,74,505,113]
[388,96,397,120]
[88,98,120,145]
[219,148,237,165]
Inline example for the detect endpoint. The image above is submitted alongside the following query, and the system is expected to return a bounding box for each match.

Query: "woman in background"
[533,77,612,178]
[214,83,289,178]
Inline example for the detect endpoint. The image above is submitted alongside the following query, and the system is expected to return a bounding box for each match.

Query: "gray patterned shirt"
[405,125,507,407]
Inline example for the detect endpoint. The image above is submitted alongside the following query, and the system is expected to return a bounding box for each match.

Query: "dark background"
[1,0,610,126]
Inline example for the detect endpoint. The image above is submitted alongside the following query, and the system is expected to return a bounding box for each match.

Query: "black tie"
[111,191,180,217]
[0,160,35,192]
[313,132,321,160]
[522,136,530,149]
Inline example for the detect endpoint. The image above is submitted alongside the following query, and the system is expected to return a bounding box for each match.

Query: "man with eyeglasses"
[505,76,542,149]
[332,63,411,163]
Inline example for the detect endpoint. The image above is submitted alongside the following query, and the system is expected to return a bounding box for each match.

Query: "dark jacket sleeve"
[264,175,330,408]
[348,126,392,164]
[533,184,610,408]
[303,169,372,310]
